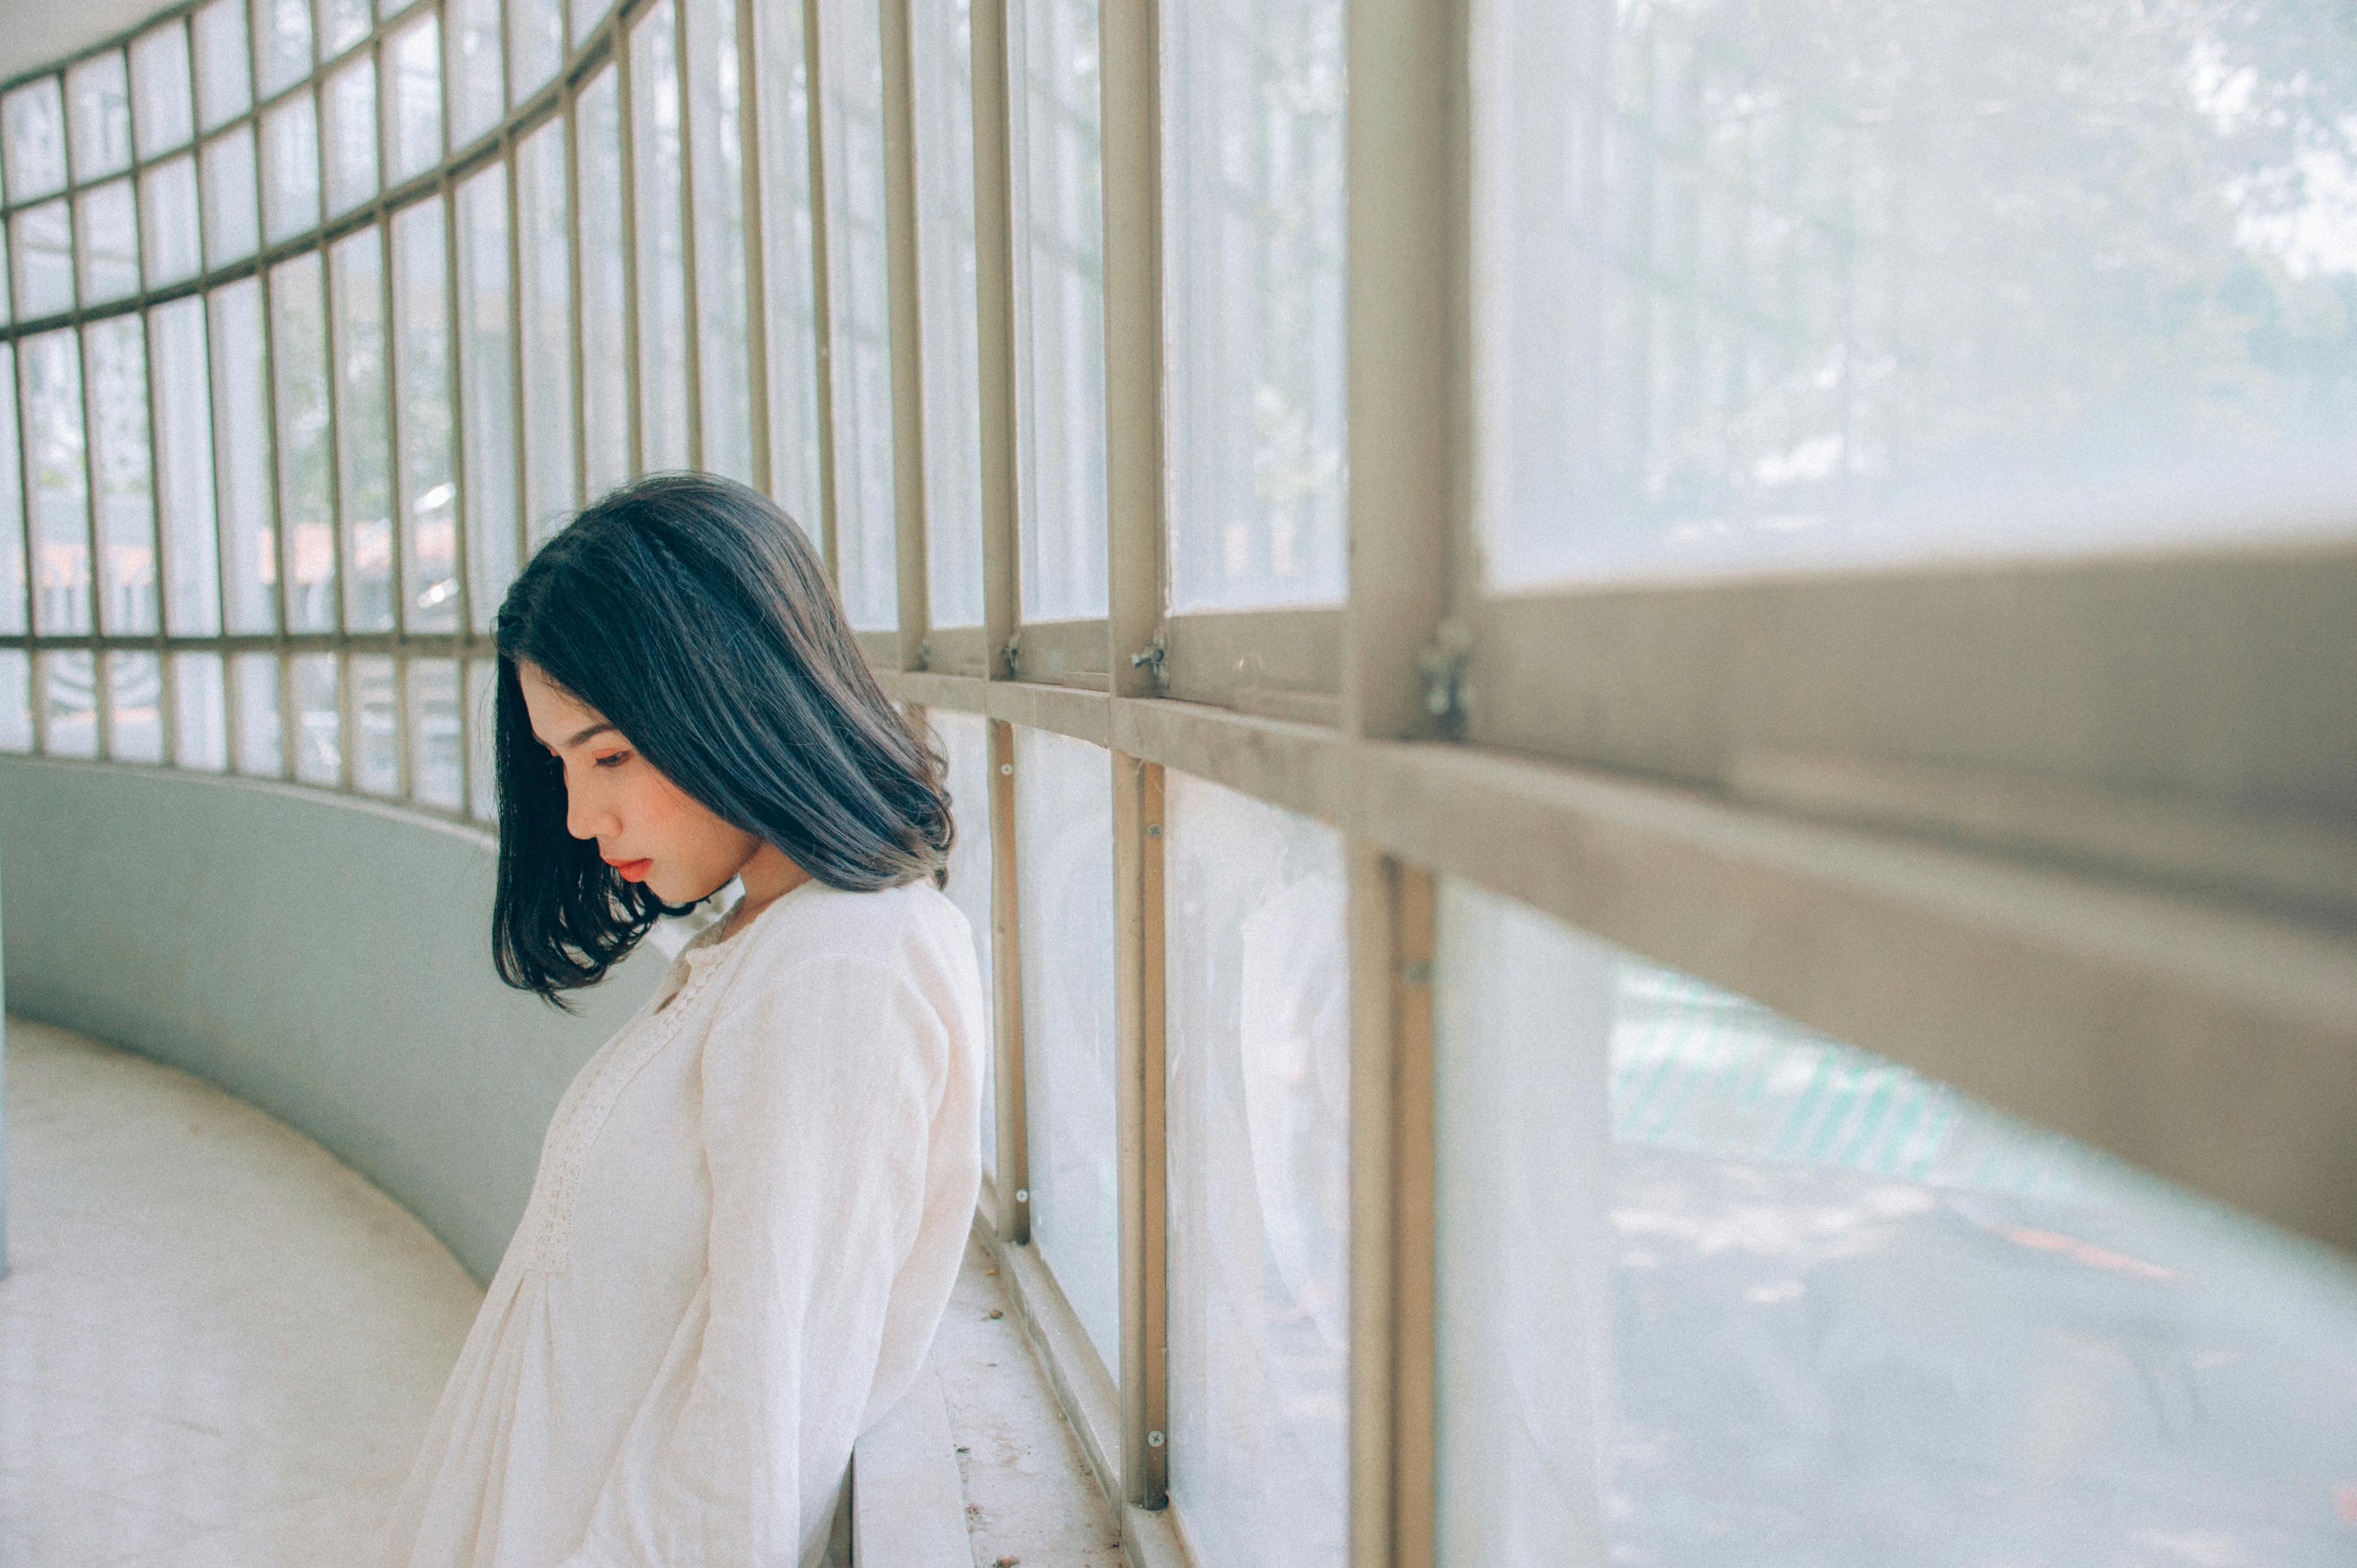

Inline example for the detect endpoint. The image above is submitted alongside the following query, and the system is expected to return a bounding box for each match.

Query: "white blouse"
[382,877,986,1568]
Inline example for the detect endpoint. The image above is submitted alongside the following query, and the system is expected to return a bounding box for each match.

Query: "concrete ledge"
[852,1359,972,1568]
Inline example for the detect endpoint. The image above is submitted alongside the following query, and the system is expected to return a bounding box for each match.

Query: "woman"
[382,473,985,1568]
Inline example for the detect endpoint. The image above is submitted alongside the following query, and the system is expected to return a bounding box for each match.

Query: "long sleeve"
[558,951,952,1568]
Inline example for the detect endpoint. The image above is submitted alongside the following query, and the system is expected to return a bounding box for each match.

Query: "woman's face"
[518,659,762,906]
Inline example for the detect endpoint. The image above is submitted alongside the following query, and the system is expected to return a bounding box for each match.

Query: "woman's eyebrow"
[564,721,620,748]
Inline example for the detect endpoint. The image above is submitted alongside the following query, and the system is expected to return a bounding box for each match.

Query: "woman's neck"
[724,843,812,941]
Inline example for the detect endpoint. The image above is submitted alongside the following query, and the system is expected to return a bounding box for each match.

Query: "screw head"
[1146,1429,1165,1448]
[1015,1188,1029,1203]
[999,762,1013,775]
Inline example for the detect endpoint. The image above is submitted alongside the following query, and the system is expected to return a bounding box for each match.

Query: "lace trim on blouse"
[517,923,748,1276]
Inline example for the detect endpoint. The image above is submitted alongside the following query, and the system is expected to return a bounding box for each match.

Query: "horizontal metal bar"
[0,633,491,656]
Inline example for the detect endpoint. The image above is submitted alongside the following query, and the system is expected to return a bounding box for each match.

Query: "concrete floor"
[0,1017,1115,1567]
[0,1017,480,1566]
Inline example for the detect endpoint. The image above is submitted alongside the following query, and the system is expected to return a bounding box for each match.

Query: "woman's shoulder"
[730,877,973,995]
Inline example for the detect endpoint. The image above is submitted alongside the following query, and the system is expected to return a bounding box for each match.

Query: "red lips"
[604,857,653,881]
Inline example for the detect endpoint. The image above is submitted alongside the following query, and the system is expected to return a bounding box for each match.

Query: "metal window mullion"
[969,0,1018,676]
[1112,747,1168,1508]
[189,9,239,775]
[76,308,119,756]
[614,14,644,477]
[1098,0,1162,705]
[672,0,705,470]
[248,0,296,784]
[442,157,475,806]
[879,0,927,667]
[731,0,772,497]
[557,75,585,518]
[986,714,1029,1242]
[1346,849,1438,1568]
[142,297,179,764]
[801,0,841,586]
[13,346,46,753]
[375,104,413,800]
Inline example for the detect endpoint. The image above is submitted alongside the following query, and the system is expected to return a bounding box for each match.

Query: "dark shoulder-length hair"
[491,472,952,1004]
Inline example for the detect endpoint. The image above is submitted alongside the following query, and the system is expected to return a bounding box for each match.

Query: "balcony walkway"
[1,1017,1115,1567]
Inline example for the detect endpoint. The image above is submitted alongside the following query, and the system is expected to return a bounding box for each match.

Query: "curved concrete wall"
[0,756,663,1282]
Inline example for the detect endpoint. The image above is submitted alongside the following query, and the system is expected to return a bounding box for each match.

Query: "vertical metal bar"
[560,77,588,519]
[1346,848,1441,1568]
[12,348,46,755]
[969,0,1017,674]
[878,0,927,667]
[615,11,645,476]
[987,715,1029,1245]
[77,322,115,756]
[142,300,179,763]
[731,0,773,498]
[441,160,472,804]
[1098,0,1162,698]
[672,0,705,469]
[1339,5,1467,1560]
[803,0,842,587]
[190,12,235,772]
[1113,747,1168,1508]
[504,118,530,568]
[377,186,411,798]
[252,0,297,783]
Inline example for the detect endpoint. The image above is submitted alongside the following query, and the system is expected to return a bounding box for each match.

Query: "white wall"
[0,756,661,1282]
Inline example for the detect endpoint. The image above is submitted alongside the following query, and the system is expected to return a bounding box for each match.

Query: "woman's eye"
[592,752,631,770]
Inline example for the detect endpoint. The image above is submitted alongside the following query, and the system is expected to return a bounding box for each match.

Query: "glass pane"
[21,329,92,635]
[446,0,504,149]
[511,120,570,549]
[140,156,204,287]
[322,57,379,216]
[392,198,457,631]
[631,0,691,474]
[105,651,165,763]
[13,201,76,321]
[211,278,279,633]
[1481,1,2357,587]
[353,652,397,794]
[270,252,337,631]
[408,656,461,807]
[66,54,135,184]
[1012,724,1119,1374]
[292,651,341,784]
[0,225,10,328]
[0,651,31,752]
[85,316,159,636]
[131,25,197,160]
[173,651,229,770]
[1163,771,1349,1566]
[465,655,494,819]
[201,126,262,266]
[76,180,141,306]
[152,299,223,636]
[330,227,394,631]
[912,0,984,628]
[683,0,754,485]
[194,0,254,132]
[458,163,519,632]
[233,650,284,774]
[751,0,825,538]
[577,65,628,503]
[40,650,98,759]
[319,0,374,59]
[1430,879,2357,1566]
[818,0,898,630]
[512,0,566,100]
[1161,0,1347,610]
[1009,0,1107,623]
[933,710,996,1179]
[569,0,607,48]
[387,16,442,182]
[0,346,21,634]
[2,79,69,203]
[262,93,322,244]
[254,0,317,99]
